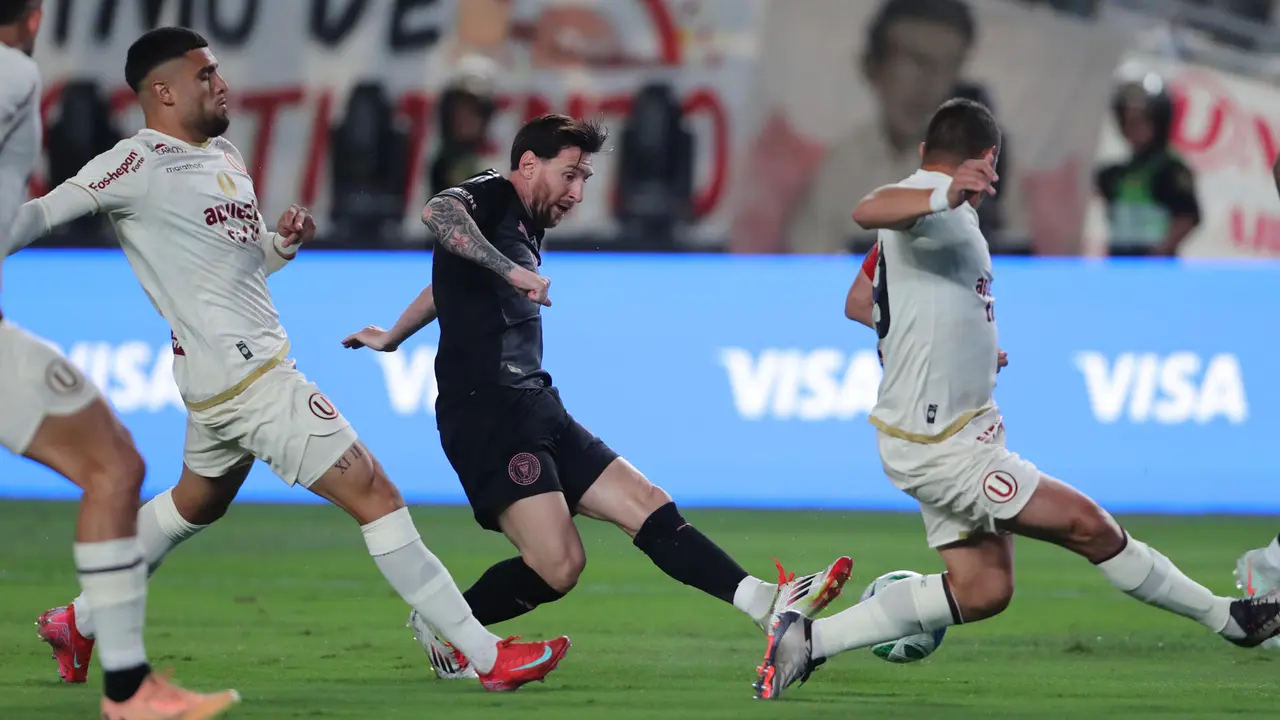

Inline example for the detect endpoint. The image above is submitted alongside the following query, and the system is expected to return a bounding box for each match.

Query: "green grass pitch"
[1,501,1277,718]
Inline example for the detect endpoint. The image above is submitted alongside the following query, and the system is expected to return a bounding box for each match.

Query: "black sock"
[104,664,151,703]
[633,502,749,604]
[462,557,567,625]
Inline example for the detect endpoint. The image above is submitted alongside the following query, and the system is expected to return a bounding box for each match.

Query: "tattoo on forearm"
[333,443,367,475]
[422,197,515,276]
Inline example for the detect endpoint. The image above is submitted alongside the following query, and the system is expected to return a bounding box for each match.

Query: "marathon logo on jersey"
[719,347,882,421]
[88,152,144,192]
[1075,351,1248,425]
[152,143,186,156]
[165,163,204,174]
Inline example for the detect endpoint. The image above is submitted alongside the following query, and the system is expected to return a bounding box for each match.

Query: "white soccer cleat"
[758,556,854,634]
[1235,547,1280,649]
[407,610,478,679]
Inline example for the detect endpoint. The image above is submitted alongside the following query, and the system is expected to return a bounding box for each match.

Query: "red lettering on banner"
[1169,69,1280,173]
[32,83,733,222]
[1230,206,1280,254]
[238,88,306,205]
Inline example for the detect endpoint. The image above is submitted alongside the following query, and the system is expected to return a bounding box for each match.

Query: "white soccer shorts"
[878,407,1041,548]
[0,320,100,455]
[183,359,358,487]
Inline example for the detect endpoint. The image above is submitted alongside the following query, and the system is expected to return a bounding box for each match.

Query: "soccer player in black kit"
[343,114,854,679]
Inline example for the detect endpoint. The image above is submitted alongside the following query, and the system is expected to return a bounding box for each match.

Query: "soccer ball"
[859,570,947,663]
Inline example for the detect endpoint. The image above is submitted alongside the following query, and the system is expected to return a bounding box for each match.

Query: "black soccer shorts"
[438,387,618,532]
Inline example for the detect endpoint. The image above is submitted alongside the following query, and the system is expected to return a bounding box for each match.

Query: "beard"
[197,111,231,139]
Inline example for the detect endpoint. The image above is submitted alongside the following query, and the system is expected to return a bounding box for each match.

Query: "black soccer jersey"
[431,169,551,408]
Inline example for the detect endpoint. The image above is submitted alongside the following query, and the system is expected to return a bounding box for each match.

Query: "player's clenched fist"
[277,204,316,247]
[507,266,552,307]
[946,153,998,209]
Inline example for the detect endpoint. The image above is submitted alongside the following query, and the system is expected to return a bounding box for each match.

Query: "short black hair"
[0,0,39,26]
[866,0,975,65]
[509,114,608,171]
[125,26,209,92]
[922,97,1000,162]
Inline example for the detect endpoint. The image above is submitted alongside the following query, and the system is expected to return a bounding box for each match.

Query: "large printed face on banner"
[731,0,1132,257]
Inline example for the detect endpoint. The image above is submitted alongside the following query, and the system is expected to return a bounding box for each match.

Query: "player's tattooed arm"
[421,196,516,277]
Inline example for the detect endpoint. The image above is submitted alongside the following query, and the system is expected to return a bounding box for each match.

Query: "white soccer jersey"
[64,129,289,406]
[0,43,41,294]
[869,169,999,442]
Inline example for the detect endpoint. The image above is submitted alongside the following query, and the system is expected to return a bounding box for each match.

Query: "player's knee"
[1064,502,1124,561]
[950,568,1014,621]
[80,437,146,506]
[525,546,586,594]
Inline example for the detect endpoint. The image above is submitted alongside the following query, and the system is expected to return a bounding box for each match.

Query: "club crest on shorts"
[982,471,1018,504]
[44,359,83,395]
[308,392,338,420]
[508,452,541,486]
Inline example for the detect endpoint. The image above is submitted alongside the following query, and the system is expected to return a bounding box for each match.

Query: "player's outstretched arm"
[422,195,551,306]
[422,195,517,277]
[342,285,436,353]
[3,185,98,257]
[853,157,997,231]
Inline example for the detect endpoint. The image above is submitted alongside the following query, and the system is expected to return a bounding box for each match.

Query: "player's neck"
[0,28,26,52]
[919,162,957,176]
[143,118,210,147]
[507,172,537,221]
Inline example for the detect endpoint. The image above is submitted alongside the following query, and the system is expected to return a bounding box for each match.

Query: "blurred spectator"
[1095,74,1200,257]
[615,82,694,249]
[328,82,409,245]
[43,80,121,245]
[785,0,1028,254]
[429,55,496,196]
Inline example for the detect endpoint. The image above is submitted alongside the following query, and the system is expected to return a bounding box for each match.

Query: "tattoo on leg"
[332,443,366,475]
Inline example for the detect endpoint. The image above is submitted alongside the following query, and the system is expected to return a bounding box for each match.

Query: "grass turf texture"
[0,501,1276,718]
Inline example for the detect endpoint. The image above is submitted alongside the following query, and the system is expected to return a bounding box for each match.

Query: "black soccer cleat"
[1224,589,1280,648]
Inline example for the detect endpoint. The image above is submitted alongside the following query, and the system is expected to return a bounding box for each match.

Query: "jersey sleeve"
[432,169,506,225]
[860,243,879,278]
[65,139,151,214]
[1153,159,1201,222]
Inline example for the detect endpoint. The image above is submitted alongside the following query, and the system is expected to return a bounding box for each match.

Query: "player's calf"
[577,458,783,625]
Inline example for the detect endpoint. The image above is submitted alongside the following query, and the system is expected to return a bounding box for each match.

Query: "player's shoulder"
[897,169,950,190]
[434,169,513,215]
[0,45,40,108]
[207,136,245,161]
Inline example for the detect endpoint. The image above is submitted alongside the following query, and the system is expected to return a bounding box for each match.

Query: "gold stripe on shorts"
[868,405,993,445]
[184,342,290,412]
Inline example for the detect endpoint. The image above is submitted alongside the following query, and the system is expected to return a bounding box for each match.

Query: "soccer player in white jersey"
[753,98,1280,699]
[0,5,239,718]
[12,26,571,695]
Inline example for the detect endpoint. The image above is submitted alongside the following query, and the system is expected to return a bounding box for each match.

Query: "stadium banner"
[731,0,1132,256]
[1088,52,1280,258]
[29,0,764,244]
[0,251,1271,515]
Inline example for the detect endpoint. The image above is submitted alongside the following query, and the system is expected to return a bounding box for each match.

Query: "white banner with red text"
[30,0,763,244]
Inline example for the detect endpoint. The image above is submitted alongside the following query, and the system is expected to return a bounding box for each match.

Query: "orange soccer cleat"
[477,635,571,692]
[100,671,239,720]
[36,604,94,684]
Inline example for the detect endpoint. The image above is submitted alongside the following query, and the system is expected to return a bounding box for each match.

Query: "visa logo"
[372,345,438,415]
[1075,352,1247,424]
[45,341,184,414]
[719,347,881,421]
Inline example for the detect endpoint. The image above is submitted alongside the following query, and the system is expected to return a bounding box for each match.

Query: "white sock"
[811,573,957,660]
[1096,533,1232,635]
[362,507,502,673]
[74,539,148,671]
[1264,535,1280,567]
[733,576,777,623]
[74,489,208,639]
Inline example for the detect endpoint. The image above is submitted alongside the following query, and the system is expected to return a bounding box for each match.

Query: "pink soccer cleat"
[37,604,95,684]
